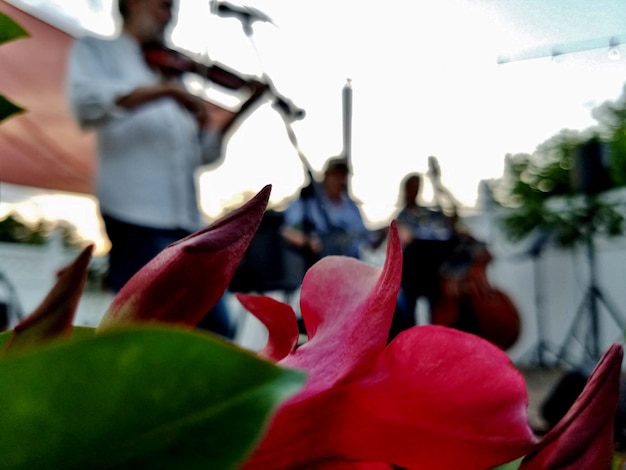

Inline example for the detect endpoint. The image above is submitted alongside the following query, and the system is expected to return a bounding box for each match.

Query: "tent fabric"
[0,1,95,195]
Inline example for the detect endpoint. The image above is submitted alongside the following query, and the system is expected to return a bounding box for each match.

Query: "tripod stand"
[521,230,561,367]
[556,198,626,365]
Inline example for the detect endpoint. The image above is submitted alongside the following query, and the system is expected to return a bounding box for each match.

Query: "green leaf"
[0,329,14,349]
[0,326,95,351]
[0,326,306,469]
[0,94,25,123]
[0,13,28,123]
[492,457,523,470]
[0,12,29,45]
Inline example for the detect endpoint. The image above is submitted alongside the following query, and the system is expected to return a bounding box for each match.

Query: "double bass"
[427,157,521,350]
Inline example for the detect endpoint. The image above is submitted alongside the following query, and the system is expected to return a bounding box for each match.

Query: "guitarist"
[281,157,374,271]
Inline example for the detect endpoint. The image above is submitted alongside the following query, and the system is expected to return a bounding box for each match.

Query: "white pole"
[342,78,352,165]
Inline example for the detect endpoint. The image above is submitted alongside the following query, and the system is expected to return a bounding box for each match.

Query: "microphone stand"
[214,2,329,252]
[211,1,305,122]
[212,3,320,276]
[210,1,274,35]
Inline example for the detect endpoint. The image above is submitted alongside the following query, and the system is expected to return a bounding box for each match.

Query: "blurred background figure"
[396,172,458,245]
[66,0,265,338]
[279,156,383,339]
[389,171,460,341]
[281,157,379,273]
[389,164,521,352]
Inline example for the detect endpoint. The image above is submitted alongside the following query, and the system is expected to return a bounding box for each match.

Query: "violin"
[143,44,305,120]
[143,44,250,90]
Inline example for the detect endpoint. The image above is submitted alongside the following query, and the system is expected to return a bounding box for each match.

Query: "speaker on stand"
[557,139,626,364]
[570,138,612,196]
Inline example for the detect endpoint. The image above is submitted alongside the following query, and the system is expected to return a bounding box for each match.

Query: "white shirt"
[67,33,222,231]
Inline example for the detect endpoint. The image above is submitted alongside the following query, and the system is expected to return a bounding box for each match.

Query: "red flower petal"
[4,244,94,354]
[334,325,536,469]
[98,185,271,330]
[243,225,403,469]
[520,343,623,469]
[303,460,393,469]
[235,293,298,361]
[281,222,402,391]
[245,326,535,469]
[244,225,534,469]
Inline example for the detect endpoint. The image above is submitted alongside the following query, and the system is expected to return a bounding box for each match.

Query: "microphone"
[210,1,273,25]
[272,96,305,121]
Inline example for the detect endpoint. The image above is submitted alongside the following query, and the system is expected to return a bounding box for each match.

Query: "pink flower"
[98,185,271,331]
[238,222,536,469]
[520,343,623,470]
[6,182,623,469]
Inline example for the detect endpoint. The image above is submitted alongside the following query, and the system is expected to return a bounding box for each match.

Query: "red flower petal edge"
[235,293,298,361]
[302,460,393,469]
[4,243,94,354]
[283,221,403,393]
[520,343,623,469]
[98,185,271,331]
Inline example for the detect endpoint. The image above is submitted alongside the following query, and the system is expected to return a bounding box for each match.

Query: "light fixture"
[551,48,564,63]
[498,35,626,65]
[608,37,621,61]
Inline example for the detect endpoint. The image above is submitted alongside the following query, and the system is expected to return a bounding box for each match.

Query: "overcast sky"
[5,0,626,234]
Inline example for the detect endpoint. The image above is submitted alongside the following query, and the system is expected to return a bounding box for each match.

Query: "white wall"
[2,205,625,368]
[465,205,626,368]
[0,238,113,329]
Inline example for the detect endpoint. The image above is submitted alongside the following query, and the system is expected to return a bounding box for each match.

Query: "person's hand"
[397,224,414,247]
[248,79,270,98]
[169,87,209,127]
[116,84,208,127]
[204,103,237,132]
[307,234,322,254]
[281,227,322,254]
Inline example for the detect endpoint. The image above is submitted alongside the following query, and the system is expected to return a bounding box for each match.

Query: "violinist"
[66,0,264,335]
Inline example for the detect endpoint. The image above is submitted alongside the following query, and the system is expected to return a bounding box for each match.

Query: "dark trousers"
[102,215,189,293]
[102,215,234,338]
[388,288,438,342]
[388,238,458,342]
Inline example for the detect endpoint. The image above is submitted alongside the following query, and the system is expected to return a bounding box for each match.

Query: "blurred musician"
[66,0,264,336]
[389,171,460,341]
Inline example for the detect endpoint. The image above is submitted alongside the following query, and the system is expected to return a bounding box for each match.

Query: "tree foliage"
[0,213,85,248]
[0,12,28,122]
[591,90,626,188]
[492,86,626,247]
[0,213,52,245]
[0,14,88,250]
